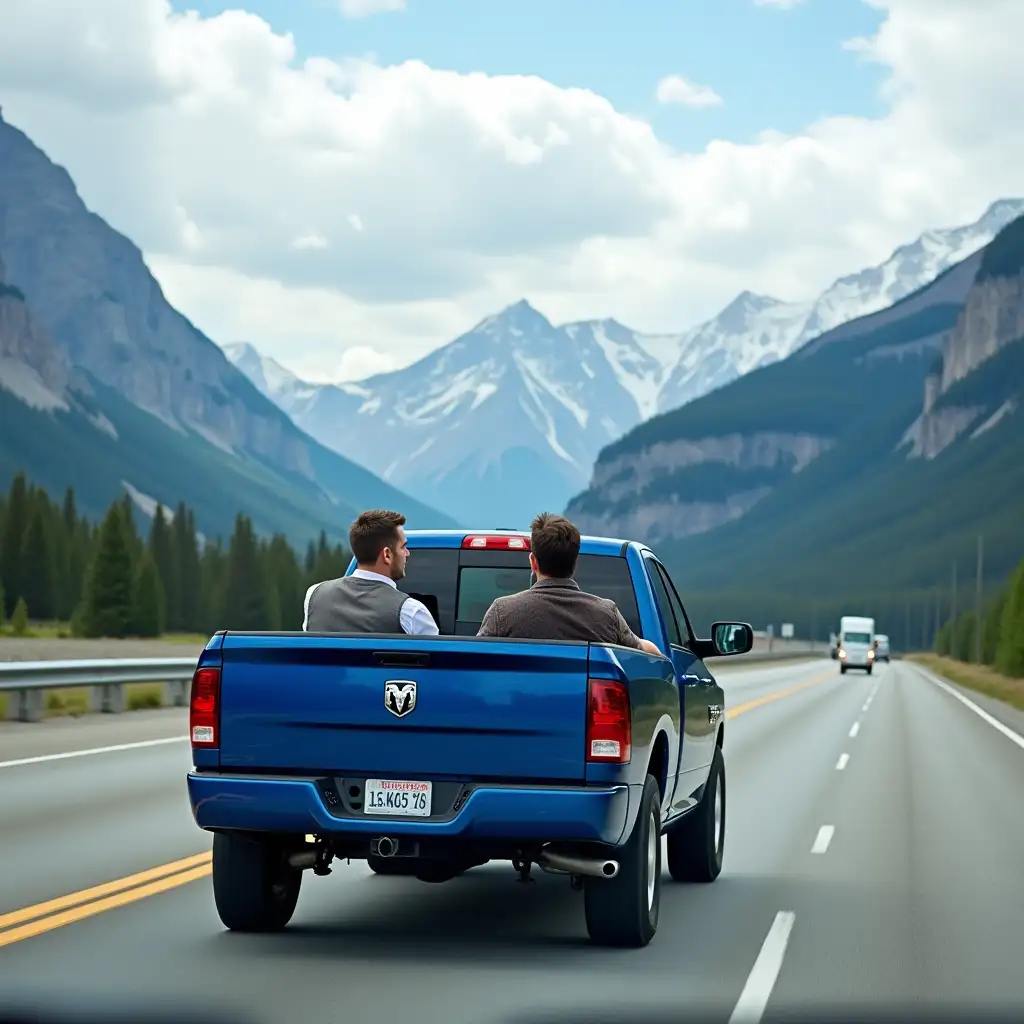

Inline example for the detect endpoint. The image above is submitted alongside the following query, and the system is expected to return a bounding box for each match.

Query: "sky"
[0,0,1022,382]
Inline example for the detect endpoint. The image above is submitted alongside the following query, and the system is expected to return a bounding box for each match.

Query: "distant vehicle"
[829,632,839,659]
[837,615,876,674]
[185,530,755,949]
[874,634,890,662]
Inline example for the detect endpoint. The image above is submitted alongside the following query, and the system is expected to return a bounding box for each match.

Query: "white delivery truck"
[838,615,876,674]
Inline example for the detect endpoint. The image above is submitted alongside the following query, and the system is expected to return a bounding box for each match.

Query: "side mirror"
[711,621,754,657]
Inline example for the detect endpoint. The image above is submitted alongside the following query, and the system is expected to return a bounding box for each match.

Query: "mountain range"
[568,212,1024,639]
[2,102,1021,629]
[229,200,1024,527]
[0,111,456,546]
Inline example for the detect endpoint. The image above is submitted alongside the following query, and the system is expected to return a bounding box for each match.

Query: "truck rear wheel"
[212,831,302,932]
[583,773,661,948]
[666,744,725,883]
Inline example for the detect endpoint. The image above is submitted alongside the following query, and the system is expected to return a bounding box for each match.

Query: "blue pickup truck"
[186,530,753,948]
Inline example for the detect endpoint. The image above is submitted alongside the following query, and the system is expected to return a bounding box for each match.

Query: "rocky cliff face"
[0,254,69,411]
[570,431,833,540]
[900,219,1024,460]
[0,117,314,477]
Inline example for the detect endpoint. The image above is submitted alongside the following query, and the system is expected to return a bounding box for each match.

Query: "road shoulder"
[902,659,1024,741]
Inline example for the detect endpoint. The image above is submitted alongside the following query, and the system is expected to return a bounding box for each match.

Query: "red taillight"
[461,534,531,550]
[586,678,631,763]
[189,666,221,748]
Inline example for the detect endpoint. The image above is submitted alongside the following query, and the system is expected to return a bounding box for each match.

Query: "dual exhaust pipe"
[289,835,401,869]
[289,837,619,879]
[538,849,619,878]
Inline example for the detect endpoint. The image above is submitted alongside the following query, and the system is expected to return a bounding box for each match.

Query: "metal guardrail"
[0,639,825,723]
[0,658,197,723]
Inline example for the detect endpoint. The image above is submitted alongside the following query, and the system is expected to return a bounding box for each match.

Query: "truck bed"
[213,631,602,783]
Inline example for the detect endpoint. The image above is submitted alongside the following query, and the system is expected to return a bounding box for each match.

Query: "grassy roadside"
[906,654,1024,712]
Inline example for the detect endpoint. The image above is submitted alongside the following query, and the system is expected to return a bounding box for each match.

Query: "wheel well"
[648,732,669,798]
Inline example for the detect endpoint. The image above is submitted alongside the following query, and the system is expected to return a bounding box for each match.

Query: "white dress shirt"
[302,569,440,635]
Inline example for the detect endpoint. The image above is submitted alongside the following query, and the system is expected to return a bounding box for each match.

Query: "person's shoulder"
[580,589,617,611]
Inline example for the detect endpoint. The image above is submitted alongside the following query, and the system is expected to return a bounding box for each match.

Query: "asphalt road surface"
[1,657,1023,1024]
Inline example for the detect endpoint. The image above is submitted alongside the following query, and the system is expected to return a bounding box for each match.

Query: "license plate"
[364,779,432,817]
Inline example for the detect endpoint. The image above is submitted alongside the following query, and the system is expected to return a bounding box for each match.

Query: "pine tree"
[223,515,275,630]
[51,497,74,621]
[19,499,56,622]
[132,549,165,637]
[78,501,135,638]
[198,539,226,634]
[0,472,29,618]
[995,558,1024,678]
[268,533,304,630]
[0,577,5,631]
[953,611,977,663]
[11,596,29,636]
[62,487,77,535]
[174,503,202,632]
[982,588,1007,665]
[304,540,316,575]
[148,505,180,630]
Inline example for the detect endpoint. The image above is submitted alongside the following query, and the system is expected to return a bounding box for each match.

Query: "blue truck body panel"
[188,774,633,844]
[187,530,734,850]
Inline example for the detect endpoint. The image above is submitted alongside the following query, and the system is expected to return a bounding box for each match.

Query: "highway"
[1,657,1023,1024]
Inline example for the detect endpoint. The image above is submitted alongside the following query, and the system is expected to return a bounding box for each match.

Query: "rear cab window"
[394,543,642,637]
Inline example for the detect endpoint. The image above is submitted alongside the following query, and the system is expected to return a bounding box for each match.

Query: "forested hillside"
[0,472,351,638]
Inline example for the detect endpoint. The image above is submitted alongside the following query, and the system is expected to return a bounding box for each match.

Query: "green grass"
[908,653,1024,712]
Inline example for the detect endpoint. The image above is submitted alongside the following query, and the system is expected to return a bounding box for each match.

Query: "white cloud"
[339,0,405,19]
[0,0,1023,380]
[656,74,723,108]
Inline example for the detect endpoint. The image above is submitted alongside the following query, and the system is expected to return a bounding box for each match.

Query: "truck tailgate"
[216,633,592,783]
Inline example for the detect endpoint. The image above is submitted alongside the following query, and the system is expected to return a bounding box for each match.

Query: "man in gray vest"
[302,509,439,635]
[476,512,662,656]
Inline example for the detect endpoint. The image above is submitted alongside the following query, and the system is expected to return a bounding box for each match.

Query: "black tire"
[583,773,661,948]
[840,664,847,674]
[866,664,873,675]
[212,831,302,932]
[367,856,418,876]
[666,743,725,883]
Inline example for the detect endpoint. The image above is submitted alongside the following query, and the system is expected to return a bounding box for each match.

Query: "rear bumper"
[187,772,634,845]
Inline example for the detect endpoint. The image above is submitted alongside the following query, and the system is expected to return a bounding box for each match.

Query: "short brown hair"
[530,512,580,578]
[349,509,406,565]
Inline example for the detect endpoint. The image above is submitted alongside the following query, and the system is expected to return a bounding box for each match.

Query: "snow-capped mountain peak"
[225,196,1024,528]
[222,341,303,403]
[793,197,1024,347]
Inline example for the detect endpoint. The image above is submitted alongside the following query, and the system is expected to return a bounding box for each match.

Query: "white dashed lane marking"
[811,825,835,854]
[836,753,849,771]
[728,911,797,1024]
[849,721,860,738]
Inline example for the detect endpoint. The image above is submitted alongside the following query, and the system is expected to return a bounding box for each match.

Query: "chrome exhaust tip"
[538,849,619,878]
[374,836,397,858]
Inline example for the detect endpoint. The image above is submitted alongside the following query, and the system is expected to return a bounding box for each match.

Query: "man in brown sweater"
[476,512,663,656]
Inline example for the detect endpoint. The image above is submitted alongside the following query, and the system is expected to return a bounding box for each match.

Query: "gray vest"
[305,576,409,634]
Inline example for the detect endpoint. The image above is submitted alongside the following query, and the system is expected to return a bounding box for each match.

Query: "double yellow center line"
[726,669,834,720]
[0,851,211,949]
[0,667,837,949]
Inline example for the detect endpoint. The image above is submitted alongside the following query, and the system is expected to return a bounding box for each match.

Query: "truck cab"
[838,615,877,674]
